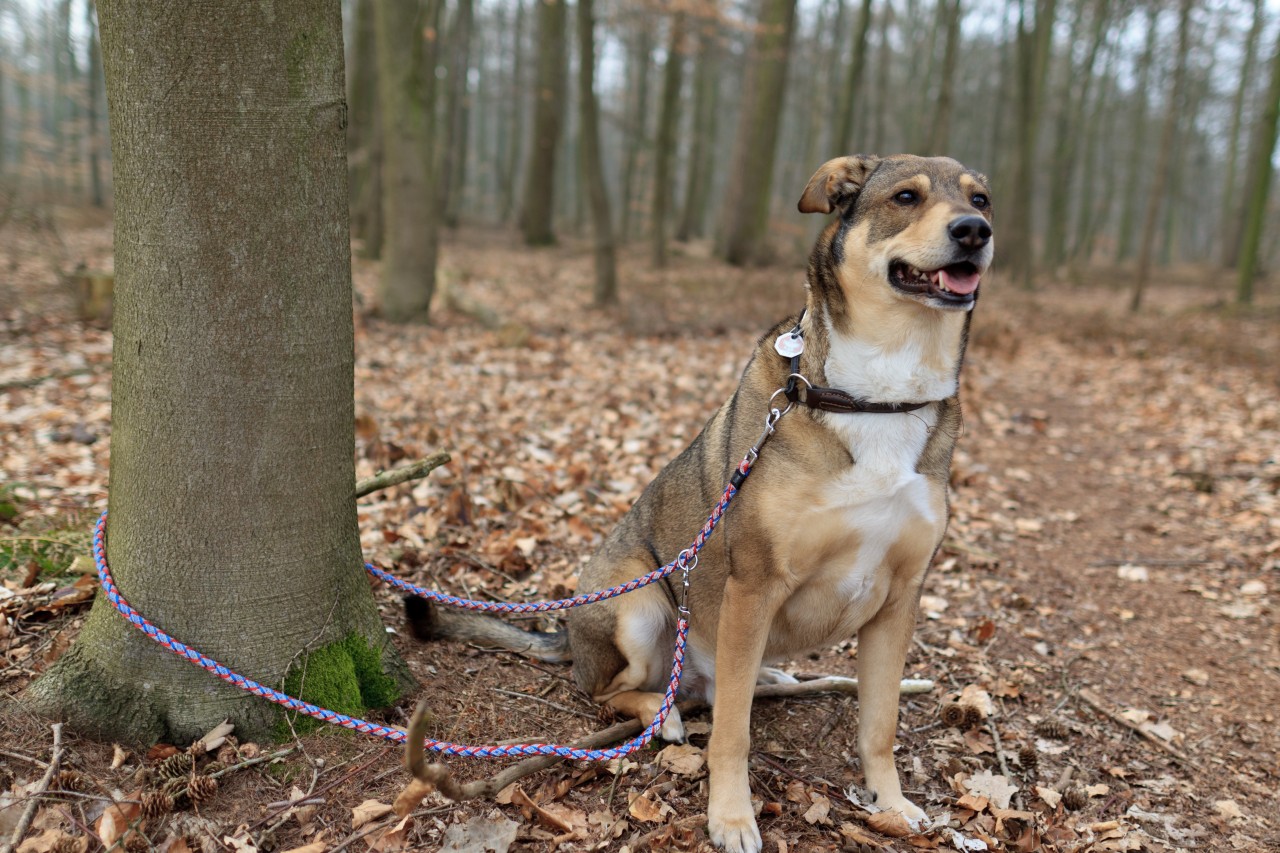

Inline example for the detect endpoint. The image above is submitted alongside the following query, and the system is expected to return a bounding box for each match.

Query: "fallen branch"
[1076,688,1200,769]
[3,723,63,853]
[402,676,935,802]
[355,451,451,498]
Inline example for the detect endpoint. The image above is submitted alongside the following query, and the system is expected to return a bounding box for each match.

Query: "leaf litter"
[2,224,1279,850]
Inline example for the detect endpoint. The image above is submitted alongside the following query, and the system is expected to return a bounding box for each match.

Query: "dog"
[405,154,993,853]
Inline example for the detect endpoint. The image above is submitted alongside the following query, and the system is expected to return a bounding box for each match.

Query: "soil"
[2,217,1278,852]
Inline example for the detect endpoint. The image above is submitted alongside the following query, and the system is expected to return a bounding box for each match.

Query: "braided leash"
[92,403,791,760]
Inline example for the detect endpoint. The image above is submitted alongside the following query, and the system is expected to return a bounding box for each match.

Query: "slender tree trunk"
[869,3,891,153]
[716,0,799,266]
[520,0,567,246]
[27,0,403,744]
[651,15,686,268]
[926,0,963,154]
[676,18,721,242]
[577,0,618,305]
[85,0,105,207]
[441,0,475,229]
[619,22,656,241]
[349,0,383,258]
[1115,6,1157,263]
[1130,0,1194,313]
[376,0,442,320]
[1235,21,1280,305]
[1069,40,1118,263]
[1219,0,1265,269]
[834,0,872,153]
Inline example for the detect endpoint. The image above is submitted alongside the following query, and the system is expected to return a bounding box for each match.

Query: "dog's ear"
[797,155,881,215]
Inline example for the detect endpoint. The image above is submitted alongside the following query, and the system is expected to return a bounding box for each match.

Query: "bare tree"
[1235,17,1280,305]
[520,0,567,246]
[577,0,618,304]
[651,14,687,267]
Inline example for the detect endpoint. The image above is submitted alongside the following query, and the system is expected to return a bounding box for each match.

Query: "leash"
[91,400,793,760]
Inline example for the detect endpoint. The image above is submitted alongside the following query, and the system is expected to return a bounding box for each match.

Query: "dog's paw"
[659,704,685,743]
[876,795,928,830]
[708,807,762,853]
[755,667,799,686]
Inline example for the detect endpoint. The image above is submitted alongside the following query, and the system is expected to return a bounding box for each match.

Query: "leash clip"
[676,549,697,615]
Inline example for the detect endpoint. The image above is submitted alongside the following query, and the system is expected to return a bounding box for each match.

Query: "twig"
[206,746,299,781]
[752,675,935,699]
[356,451,451,498]
[633,814,708,850]
[490,687,596,720]
[0,749,49,769]
[247,748,385,832]
[3,723,63,853]
[1076,688,1201,769]
[325,821,387,853]
[985,717,1023,809]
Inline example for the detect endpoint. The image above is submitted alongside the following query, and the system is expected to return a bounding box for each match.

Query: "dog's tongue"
[939,265,981,295]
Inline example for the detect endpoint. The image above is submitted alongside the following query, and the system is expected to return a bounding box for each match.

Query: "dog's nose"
[948,215,992,250]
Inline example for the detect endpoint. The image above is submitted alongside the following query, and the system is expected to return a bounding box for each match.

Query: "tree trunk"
[651,15,686,268]
[375,0,441,321]
[716,0,799,266]
[577,0,618,305]
[1114,6,1157,263]
[1235,20,1280,305]
[833,0,872,153]
[926,0,963,154]
[1219,0,1265,269]
[349,0,383,258]
[27,0,404,745]
[440,0,475,229]
[675,18,721,242]
[869,2,891,153]
[619,22,656,242]
[520,0,567,246]
[1130,0,1194,313]
[85,0,105,207]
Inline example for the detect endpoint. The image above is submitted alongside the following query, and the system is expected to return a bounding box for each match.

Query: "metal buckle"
[676,549,697,615]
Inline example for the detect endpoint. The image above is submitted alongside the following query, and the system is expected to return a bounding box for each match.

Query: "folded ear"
[797,155,881,215]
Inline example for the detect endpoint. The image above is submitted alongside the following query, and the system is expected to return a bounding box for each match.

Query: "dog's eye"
[971,193,989,209]
[893,190,918,205]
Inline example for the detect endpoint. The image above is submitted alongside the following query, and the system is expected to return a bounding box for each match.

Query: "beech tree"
[520,0,567,246]
[28,0,405,744]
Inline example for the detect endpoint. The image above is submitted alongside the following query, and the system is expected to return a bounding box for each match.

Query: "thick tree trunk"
[349,0,383,258]
[27,0,403,746]
[1235,22,1280,305]
[1130,0,1194,313]
[520,0,567,246]
[576,0,618,305]
[1219,0,1265,269]
[716,0,799,266]
[650,15,686,268]
[375,0,441,320]
[833,0,872,153]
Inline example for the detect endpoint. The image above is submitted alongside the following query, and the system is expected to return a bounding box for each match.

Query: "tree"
[577,0,618,304]
[1219,0,1266,269]
[716,0,799,266]
[348,0,383,258]
[925,0,963,154]
[619,20,656,241]
[440,0,476,229]
[85,0,105,207]
[28,0,404,744]
[675,15,721,243]
[1130,0,1194,313]
[651,15,687,267]
[1114,6,1157,263]
[834,0,873,154]
[520,0,567,246]
[375,0,442,320]
[1235,18,1280,305]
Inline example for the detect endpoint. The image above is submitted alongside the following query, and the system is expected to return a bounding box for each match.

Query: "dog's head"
[799,154,993,315]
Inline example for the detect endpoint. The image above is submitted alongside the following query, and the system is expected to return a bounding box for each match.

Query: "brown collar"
[779,310,934,415]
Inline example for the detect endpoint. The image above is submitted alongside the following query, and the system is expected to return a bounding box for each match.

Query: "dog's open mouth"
[889,260,981,305]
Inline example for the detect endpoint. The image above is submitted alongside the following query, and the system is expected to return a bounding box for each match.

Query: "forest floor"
[1,211,1278,853]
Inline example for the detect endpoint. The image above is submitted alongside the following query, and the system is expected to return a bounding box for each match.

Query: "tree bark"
[1130,0,1194,313]
[926,0,963,155]
[1235,20,1280,305]
[348,0,383,258]
[375,0,442,321]
[833,0,872,153]
[1219,0,1265,269]
[577,0,618,305]
[716,0,799,266]
[651,15,686,268]
[619,21,656,242]
[1114,6,1157,263]
[85,0,105,207]
[440,0,475,229]
[27,0,404,745]
[520,0,567,246]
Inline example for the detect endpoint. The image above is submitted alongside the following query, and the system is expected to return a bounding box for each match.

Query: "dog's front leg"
[856,591,927,826]
[706,576,779,853]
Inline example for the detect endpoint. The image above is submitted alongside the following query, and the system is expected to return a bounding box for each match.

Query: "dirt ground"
[2,215,1278,852]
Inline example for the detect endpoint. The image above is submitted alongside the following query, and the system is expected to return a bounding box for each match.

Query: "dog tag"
[774,332,804,358]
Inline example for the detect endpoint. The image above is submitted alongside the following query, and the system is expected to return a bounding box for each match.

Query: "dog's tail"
[403,595,572,663]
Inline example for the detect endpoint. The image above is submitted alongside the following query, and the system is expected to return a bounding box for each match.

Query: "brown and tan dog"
[406,154,993,852]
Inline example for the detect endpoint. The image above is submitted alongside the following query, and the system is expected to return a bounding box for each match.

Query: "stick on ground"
[1077,687,1201,769]
[355,451,451,498]
[3,723,63,853]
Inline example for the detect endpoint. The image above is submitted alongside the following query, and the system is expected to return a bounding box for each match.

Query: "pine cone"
[940,702,968,727]
[161,775,190,801]
[1035,718,1070,740]
[123,833,150,853]
[157,752,195,779]
[187,740,208,758]
[56,769,85,791]
[202,761,226,776]
[1063,787,1088,810]
[188,774,218,802]
[963,705,984,727]
[214,744,239,766]
[1018,745,1038,773]
[141,791,175,820]
[52,837,82,853]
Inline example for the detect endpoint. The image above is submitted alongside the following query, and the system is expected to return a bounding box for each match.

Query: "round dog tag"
[774,332,804,358]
